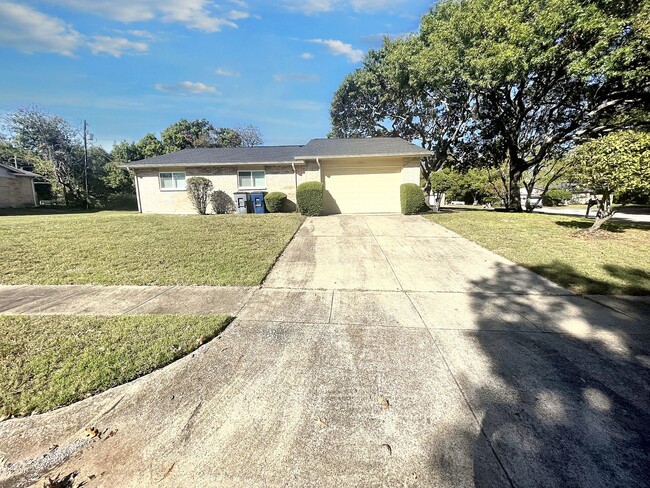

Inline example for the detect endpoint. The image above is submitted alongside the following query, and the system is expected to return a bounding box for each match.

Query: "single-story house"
[124,138,431,214]
[0,164,39,208]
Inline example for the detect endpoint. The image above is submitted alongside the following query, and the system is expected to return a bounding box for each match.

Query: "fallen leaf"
[159,462,175,481]
[85,427,100,439]
[379,396,390,410]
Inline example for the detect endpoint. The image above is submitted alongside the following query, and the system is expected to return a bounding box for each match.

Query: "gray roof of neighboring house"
[0,163,39,178]
[294,138,431,159]
[123,137,431,168]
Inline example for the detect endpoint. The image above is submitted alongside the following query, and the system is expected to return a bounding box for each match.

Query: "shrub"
[401,183,426,215]
[296,181,324,216]
[264,192,287,213]
[186,177,213,215]
[210,190,235,214]
[104,193,138,210]
[543,188,572,206]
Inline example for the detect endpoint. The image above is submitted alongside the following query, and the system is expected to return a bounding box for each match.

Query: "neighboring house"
[0,164,39,208]
[124,138,430,214]
[519,187,544,208]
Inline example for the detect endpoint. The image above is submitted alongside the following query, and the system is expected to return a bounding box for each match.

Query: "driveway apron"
[1,215,647,488]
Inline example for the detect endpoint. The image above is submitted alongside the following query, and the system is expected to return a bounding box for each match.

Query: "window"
[238,170,266,189]
[159,172,186,190]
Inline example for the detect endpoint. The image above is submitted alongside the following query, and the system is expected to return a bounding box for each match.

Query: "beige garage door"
[322,160,402,214]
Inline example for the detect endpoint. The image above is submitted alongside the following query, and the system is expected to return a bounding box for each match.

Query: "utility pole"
[83,120,89,209]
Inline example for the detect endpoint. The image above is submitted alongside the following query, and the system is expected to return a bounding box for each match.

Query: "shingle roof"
[0,163,40,177]
[124,146,304,168]
[294,138,431,159]
[123,137,431,168]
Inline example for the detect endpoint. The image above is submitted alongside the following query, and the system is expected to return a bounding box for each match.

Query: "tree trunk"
[588,192,615,232]
[508,169,523,211]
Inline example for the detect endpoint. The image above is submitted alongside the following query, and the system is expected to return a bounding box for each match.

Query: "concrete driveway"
[1,215,648,487]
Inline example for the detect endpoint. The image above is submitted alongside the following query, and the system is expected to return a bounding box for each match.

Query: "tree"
[3,106,86,205]
[236,124,263,147]
[186,177,213,214]
[160,119,249,151]
[330,0,650,209]
[214,128,242,148]
[136,133,165,158]
[420,0,649,209]
[161,119,217,151]
[569,131,650,231]
[330,37,474,187]
[429,169,456,211]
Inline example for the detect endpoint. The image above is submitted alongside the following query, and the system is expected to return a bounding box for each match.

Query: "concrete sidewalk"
[1,215,648,488]
[0,285,254,315]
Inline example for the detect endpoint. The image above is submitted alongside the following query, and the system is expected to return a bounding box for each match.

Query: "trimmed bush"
[211,190,235,214]
[186,177,213,215]
[296,181,324,216]
[400,183,426,215]
[542,188,572,207]
[265,192,287,213]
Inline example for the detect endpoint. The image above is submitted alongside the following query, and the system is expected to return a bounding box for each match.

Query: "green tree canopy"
[569,130,650,230]
[330,0,650,209]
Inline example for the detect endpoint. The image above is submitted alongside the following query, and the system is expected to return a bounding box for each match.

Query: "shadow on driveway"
[453,262,650,487]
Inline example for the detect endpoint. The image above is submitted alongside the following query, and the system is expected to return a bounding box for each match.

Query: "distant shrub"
[210,190,235,214]
[186,177,213,215]
[400,183,426,215]
[296,181,324,216]
[104,193,138,210]
[543,188,572,206]
[264,192,287,213]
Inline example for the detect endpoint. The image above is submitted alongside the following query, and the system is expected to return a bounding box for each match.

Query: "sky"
[0,0,433,149]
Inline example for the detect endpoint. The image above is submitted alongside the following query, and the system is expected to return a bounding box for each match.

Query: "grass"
[426,211,650,295]
[0,211,304,286]
[0,314,231,417]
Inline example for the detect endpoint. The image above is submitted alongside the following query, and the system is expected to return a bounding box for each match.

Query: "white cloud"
[227,10,249,20]
[273,73,320,83]
[309,39,363,62]
[215,68,240,77]
[229,0,248,7]
[283,0,403,14]
[0,2,82,56]
[50,0,243,32]
[300,52,314,59]
[155,81,220,94]
[88,36,148,57]
[128,30,155,39]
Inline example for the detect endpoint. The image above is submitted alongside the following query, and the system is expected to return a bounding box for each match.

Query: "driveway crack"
[361,216,404,291]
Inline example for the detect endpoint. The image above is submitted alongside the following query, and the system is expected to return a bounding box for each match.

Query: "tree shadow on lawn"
[527,260,650,296]
[456,262,650,487]
[554,219,650,233]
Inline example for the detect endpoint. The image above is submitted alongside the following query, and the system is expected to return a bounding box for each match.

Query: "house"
[124,138,431,214]
[0,164,39,208]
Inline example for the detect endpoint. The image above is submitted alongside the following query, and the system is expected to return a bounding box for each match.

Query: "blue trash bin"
[251,192,266,214]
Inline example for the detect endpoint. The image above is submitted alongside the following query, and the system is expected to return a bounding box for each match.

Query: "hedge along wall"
[296,181,324,216]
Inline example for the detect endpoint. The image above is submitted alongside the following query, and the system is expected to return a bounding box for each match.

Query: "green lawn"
[426,211,650,295]
[0,211,304,286]
[0,314,231,417]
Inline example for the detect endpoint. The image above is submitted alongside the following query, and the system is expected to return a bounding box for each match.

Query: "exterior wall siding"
[401,158,422,185]
[134,157,421,215]
[0,174,36,208]
[136,164,315,214]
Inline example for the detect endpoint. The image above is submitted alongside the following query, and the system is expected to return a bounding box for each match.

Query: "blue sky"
[0,1,432,148]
